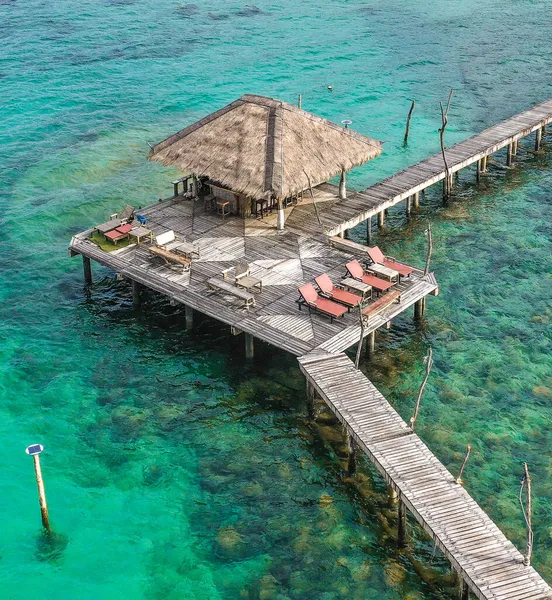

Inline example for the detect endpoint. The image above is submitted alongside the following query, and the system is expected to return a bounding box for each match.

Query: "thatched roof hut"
[148,94,382,201]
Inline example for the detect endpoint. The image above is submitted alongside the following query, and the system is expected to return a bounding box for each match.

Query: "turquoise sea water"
[1,0,551,598]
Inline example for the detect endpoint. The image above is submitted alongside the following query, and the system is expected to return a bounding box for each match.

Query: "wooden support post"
[132,280,141,306]
[482,155,488,171]
[413,191,420,209]
[507,142,513,166]
[398,499,407,548]
[173,181,179,197]
[414,298,425,320]
[338,231,344,239]
[298,93,302,109]
[245,333,254,359]
[366,331,375,359]
[366,217,372,244]
[387,485,398,506]
[513,139,518,155]
[476,159,481,182]
[377,211,384,229]
[347,434,356,475]
[406,196,412,217]
[535,127,542,151]
[384,320,391,330]
[82,255,92,285]
[306,380,316,419]
[460,579,470,600]
[185,305,194,331]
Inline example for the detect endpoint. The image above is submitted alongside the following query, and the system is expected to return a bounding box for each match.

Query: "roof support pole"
[276,198,285,230]
[338,168,347,200]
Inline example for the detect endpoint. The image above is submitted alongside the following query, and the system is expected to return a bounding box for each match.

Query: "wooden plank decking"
[69,197,436,356]
[298,350,552,600]
[314,98,552,237]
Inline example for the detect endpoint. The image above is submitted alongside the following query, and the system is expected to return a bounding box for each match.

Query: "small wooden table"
[341,277,372,300]
[365,263,399,282]
[236,275,263,293]
[128,226,153,245]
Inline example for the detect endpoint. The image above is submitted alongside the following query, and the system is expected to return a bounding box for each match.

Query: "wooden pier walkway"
[316,98,552,237]
[298,350,552,600]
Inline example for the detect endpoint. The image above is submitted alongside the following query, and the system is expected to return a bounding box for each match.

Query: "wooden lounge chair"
[367,246,414,278]
[297,283,348,323]
[95,205,135,234]
[362,290,401,320]
[314,274,362,310]
[147,245,191,272]
[154,230,199,258]
[207,278,256,308]
[345,260,396,294]
[222,261,263,292]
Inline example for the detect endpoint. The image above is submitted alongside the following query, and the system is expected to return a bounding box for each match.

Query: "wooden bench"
[362,290,401,320]
[147,245,191,272]
[329,235,371,255]
[207,278,256,308]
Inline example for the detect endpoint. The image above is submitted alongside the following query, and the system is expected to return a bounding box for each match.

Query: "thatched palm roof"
[148,94,382,200]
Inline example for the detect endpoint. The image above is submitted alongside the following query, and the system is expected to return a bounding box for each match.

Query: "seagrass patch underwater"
[0,0,551,598]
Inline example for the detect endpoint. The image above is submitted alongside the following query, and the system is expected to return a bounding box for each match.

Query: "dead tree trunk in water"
[409,348,433,432]
[439,89,454,199]
[403,100,415,145]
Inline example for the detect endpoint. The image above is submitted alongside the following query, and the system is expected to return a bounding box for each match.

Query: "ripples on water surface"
[1,0,551,598]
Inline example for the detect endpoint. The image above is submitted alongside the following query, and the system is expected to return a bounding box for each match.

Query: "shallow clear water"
[1,0,551,598]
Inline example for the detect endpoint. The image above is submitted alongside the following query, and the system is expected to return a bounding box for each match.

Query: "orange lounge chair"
[297,283,348,322]
[345,260,395,294]
[367,246,414,278]
[314,274,362,310]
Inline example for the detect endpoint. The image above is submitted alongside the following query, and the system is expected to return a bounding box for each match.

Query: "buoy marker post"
[25,444,51,532]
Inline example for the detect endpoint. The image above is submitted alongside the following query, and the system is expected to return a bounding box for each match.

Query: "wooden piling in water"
[347,435,356,475]
[366,331,375,358]
[83,255,92,285]
[366,216,372,244]
[414,297,426,320]
[406,196,412,217]
[245,333,254,359]
[535,127,543,151]
[460,580,470,600]
[377,211,384,229]
[398,498,407,548]
[413,191,420,209]
[507,142,513,166]
[132,280,141,306]
[185,305,194,331]
[306,380,316,419]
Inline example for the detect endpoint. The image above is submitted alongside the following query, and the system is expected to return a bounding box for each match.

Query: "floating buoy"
[327,85,333,91]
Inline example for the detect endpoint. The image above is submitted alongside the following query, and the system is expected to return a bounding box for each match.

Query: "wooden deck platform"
[69,196,436,356]
[299,350,552,600]
[284,98,552,237]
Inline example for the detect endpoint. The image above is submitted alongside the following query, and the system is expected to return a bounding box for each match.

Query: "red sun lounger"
[367,246,414,278]
[297,283,348,322]
[345,260,395,294]
[314,273,362,310]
